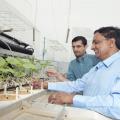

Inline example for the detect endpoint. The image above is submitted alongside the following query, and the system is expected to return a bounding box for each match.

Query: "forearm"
[48,80,84,93]
[72,94,120,119]
[48,82,72,92]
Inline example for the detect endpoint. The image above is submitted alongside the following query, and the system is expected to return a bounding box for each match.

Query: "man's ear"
[85,45,88,49]
[109,38,116,48]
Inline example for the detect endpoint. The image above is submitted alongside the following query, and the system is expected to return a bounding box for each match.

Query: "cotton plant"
[19,58,36,75]
[0,57,15,89]
[38,60,53,80]
[0,56,54,91]
[17,57,38,85]
[5,56,26,86]
[31,59,42,79]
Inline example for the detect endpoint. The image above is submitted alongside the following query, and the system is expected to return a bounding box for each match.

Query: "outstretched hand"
[47,69,66,81]
[32,80,48,89]
[48,92,74,105]
[46,69,58,77]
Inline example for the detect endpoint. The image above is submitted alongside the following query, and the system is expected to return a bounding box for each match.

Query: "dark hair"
[94,26,120,49]
[72,36,87,46]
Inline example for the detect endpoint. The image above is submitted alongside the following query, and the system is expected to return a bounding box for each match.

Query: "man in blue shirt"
[47,36,99,81]
[38,26,120,119]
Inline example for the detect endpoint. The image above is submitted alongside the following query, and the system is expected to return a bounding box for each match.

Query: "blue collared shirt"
[67,54,100,81]
[48,51,120,119]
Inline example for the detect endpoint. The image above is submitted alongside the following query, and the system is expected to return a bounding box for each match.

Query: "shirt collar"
[103,51,120,68]
[95,51,120,70]
[76,53,87,62]
[95,62,104,70]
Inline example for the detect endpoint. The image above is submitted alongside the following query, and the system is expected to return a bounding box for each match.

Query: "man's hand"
[47,69,66,81]
[32,80,48,89]
[46,69,58,77]
[48,92,74,105]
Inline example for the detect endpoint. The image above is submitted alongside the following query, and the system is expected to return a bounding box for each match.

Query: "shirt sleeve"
[48,70,91,93]
[73,75,120,119]
[67,62,76,81]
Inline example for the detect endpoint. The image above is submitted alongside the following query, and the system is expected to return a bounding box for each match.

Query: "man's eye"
[72,45,82,48]
[93,41,99,44]
[77,46,81,47]
[94,42,98,44]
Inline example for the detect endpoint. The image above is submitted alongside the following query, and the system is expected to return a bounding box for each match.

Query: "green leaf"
[0,57,7,67]
[6,57,23,67]
[14,71,26,78]
[0,68,15,74]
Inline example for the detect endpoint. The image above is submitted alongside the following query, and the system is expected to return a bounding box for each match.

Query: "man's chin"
[75,56,82,58]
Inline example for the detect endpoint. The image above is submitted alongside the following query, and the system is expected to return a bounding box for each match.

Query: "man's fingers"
[32,81,41,89]
[46,69,58,76]
[48,93,56,102]
[48,93,64,105]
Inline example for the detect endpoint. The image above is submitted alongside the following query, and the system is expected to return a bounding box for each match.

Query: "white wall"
[5,0,35,24]
[2,0,120,62]
[3,0,70,62]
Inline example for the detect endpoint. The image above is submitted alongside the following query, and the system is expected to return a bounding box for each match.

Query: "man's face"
[72,40,87,58]
[91,32,114,60]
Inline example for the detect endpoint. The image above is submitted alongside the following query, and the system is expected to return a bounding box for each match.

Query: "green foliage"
[0,57,7,67]
[5,57,25,78]
[0,56,53,82]
[6,57,23,67]
[0,68,14,74]
[0,57,15,81]
[40,60,52,69]
[22,59,36,71]
[14,71,26,78]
